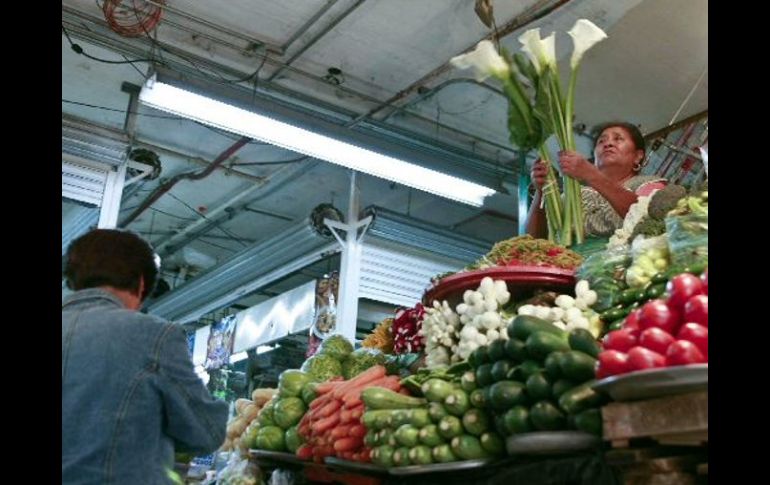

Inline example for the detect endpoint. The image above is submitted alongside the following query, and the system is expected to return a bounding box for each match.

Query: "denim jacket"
[62,289,228,485]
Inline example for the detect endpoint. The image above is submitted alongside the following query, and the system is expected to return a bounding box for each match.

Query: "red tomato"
[639,299,681,335]
[623,309,642,335]
[666,340,707,366]
[677,323,708,358]
[602,329,638,352]
[627,346,666,371]
[596,350,630,378]
[638,327,676,355]
[701,268,708,294]
[666,273,705,310]
[683,295,708,327]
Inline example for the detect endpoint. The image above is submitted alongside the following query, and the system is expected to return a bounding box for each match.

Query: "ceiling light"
[139,75,496,206]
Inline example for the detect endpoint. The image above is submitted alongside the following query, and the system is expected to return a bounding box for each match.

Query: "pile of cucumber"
[465,315,606,439]
[363,380,504,467]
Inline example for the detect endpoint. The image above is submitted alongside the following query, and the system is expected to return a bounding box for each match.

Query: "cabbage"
[342,347,387,379]
[273,397,307,430]
[301,353,343,382]
[277,369,314,398]
[318,334,354,360]
[255,426,286,452]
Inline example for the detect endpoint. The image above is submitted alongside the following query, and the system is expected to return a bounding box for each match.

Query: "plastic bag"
[269,468,298,485]
[575,246,632,312]
[665,213,708,267]
[216,452,261,485]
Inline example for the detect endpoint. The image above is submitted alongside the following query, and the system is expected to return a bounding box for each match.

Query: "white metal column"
[325,171,372,341]
[97,161,128,228]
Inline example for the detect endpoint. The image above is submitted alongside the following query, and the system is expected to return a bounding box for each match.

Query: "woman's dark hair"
[594,122,646,153]
[64,229,158,301]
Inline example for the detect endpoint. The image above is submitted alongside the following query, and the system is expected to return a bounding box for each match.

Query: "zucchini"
[451,435,489,460]
[373,445,395,467]
[558,351,598,382]
[558,380,604,415]
[362,387,427,410]
[444,389,471,416]
[526,331,570,361]
[421,379,456,403]
[568,328,601,358]
[364,429,378,447]
[408,408,432,428]
[502,405,532,435]
[408,445,434,465]
[362,410,400,430]
[469,347,489,368]
[432,443,458,463]
[437,415,464,440]
[508,315,566,341]
[460,371,477,392]
[530,401,567,431]
[428,402,449,423]
[479,432,505,456]
[509,360,542,381]
[488,380,528,411]
[418,424,445,447]
[461,408,490,436]
[394,424,420,447]
[392,447,412,467]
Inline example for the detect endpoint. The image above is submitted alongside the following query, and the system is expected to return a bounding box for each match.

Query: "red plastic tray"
[424,266,576,306]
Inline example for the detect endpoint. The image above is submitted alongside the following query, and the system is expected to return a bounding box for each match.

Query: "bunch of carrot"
[295,365,402,463]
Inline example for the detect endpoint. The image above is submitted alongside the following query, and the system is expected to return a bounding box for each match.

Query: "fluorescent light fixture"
[228,351,249,364]
[256,344,276,355]
[139,76,496,206]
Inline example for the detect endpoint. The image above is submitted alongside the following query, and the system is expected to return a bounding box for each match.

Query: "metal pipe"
[381,78,505,122]
[268,0,367,82]
[280,0,340,52]
[352,0,571,123]
[138,0,283,53]
[120,136,250,227]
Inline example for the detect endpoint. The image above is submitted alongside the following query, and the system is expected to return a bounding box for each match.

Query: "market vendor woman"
[526,122,666,238]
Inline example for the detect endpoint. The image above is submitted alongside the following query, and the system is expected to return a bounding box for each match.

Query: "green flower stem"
[500,77,534,133]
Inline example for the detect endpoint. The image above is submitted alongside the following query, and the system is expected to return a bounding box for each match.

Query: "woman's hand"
[531,159,548,191]
[558,150,600,183]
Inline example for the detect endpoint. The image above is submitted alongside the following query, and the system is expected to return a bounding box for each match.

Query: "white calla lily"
[518,28,557,74]
[568,19,608,69]
[450,40,509,82]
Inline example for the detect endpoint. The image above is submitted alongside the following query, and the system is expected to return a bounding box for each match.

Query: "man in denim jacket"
[62,229,228,484]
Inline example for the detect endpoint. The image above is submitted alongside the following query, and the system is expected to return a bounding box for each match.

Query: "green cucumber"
[428,402,449,423]
[451,435,489,460]
[568,329,601,358]
[509,360,542,381]
[530,401,566,431]
[408,445,434,465]
[364,429,378,447]
[526,331,570,361]
[558,351,598,382]
[525,372,552,401]
[432,443,458,463]
[558,380,604,415]
[421,379,456,403]
[487,338,507,362]
[392,447,411,467]
[460,371,477,392]
[502,405,532,435]
[469,388,487,409]
[573,408,603,437]
[469,347,489,368]
[508,315,566,341]
[408,408,432,428]
[488,380,528,411]
[479,432,505,456]
[394,424,420,447]
[551,379,578,399]
[504,338,528,362]
[373,445,395,467]
[475,363,494,387]
[544,352,565,380]
[490,360,514,382]
[646,282,667,299]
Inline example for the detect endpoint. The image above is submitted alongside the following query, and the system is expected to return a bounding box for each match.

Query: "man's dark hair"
[594,121,646,153]
[64,229,159,301]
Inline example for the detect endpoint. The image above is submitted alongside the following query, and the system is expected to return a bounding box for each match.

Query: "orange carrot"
[350,407,364,421]
[349,424,366,438]
[318,398,342,418]
[333,365,387,399]
[316,380,345,394]
[330,424,353,439]
[311,413,340,434]
[334,436,363,453]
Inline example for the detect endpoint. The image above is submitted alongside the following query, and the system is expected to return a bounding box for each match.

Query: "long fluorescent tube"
[139,76,496,206]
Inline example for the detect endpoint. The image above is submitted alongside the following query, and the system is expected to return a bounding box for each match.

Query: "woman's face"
[593,126,643,175]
